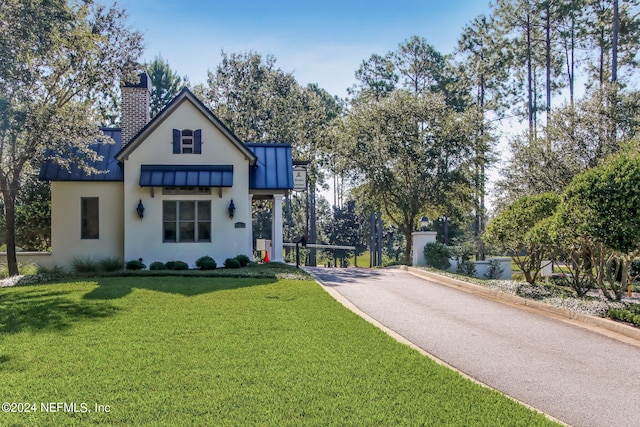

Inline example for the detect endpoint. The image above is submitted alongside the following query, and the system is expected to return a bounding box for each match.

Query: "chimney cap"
[123,71,149,89]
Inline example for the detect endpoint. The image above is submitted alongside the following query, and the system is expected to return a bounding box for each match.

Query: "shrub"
[609,304,640,326]
[36,263,66,276]
[424,242,452,270]
[485,259,505,280]
[235,254,250,267]
[224,258,241,269]
[165,260,189,270]
[99,257,123,272]
[126,259,146,270]
[453,245,476,277]
[196,256,217,270]
[149,261,167,271]
[72,257,100,274]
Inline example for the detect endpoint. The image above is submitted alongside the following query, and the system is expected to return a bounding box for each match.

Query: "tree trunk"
[545,3,552,124]
[403,225,413,265]
[0,182,19,276]
[309,187,317,266]
[526,10,535,140]
[377,213,383,266]
[612,0,619,83]
[370,212,376,267]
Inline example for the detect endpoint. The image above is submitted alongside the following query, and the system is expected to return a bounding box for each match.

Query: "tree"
[392,36,447,96]
[347,53,397,102]
[204,51,341,265]
[562,147,640,300]
[322,200,367,264]
[455,15,512,259]
[483,192,560,284]
[146,55,188,117]
[343,90,473,261]
[0,0,143,275]
[494,88,640,208]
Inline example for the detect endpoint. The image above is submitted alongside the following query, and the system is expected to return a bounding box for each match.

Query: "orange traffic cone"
[264,250,269,263]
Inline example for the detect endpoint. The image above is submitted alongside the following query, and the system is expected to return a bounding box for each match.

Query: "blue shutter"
[172,129,180,154]
[194,129,202,154]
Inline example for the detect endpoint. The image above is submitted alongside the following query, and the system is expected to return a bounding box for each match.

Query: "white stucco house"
[39,74,293,268]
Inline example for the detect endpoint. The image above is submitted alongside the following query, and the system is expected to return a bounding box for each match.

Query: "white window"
[181,129,194,153]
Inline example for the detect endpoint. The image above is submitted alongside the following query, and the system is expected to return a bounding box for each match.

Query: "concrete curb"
[397,265,640,346]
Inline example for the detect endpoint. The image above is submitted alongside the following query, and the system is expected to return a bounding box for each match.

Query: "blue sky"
[120,0,492,98]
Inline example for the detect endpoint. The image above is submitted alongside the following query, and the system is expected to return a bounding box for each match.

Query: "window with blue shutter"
[194,129,202,154]
[172,129,180,154]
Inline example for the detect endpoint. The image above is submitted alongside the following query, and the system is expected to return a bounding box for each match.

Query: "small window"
[181,129,193,154]
[162,187,212,195]
[173,129,201,154]
[81,197,99,239]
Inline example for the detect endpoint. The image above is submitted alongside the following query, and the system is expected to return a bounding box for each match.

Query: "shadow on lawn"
[82,276,278,300]
[0,288,118,335]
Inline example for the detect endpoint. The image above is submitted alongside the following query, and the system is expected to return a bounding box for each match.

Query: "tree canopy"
[0,0,143,275]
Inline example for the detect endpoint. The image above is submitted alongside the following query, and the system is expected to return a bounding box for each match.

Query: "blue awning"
[139,165,233,187]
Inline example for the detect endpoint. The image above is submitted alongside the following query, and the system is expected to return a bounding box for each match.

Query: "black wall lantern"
[136,199,145,219]
[420,216,429,231]
[228,199,236,219]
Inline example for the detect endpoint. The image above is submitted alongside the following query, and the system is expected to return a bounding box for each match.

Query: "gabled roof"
[38,128,124,182]
[247,143,293,190]
[115,87,257,164]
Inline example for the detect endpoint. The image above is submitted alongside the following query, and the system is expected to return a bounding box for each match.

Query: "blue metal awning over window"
[139,165,233,187]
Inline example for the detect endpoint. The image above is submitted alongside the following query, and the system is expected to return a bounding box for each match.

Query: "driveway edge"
[397,266,640,346]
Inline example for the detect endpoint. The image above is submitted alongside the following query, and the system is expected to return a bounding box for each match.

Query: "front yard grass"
[1,275,557,426]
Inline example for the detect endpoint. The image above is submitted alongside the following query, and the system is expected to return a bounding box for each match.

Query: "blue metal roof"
[139,165,233,187]
[247,143,293,190]
[38,128,124,182]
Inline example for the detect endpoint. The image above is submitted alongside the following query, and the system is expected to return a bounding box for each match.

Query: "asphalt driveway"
[307,267,640,427]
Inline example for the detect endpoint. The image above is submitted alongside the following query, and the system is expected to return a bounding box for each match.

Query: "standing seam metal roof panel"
[246,143,293,190]
[38,128,124,182]
[139,165,234,187]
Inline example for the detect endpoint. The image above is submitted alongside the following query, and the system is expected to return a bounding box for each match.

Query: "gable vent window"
[173,129,202,154]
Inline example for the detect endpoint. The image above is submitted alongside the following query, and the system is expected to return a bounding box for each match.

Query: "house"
[39,73,293,268]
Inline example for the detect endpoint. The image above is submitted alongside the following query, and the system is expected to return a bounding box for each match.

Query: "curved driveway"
[308,267,640,427]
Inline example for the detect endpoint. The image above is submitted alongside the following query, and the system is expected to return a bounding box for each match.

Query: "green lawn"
[0,274,558,426]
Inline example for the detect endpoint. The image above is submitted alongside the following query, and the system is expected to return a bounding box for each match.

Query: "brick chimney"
[121,72,151,147]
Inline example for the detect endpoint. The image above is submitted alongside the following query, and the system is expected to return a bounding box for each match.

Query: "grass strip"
[0,276,558,426]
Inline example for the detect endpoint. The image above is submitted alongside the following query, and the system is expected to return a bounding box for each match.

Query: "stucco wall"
[123,100,252,267]
[50,181,124,267]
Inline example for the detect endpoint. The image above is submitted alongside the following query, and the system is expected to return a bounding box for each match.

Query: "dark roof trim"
[115,87,257,164]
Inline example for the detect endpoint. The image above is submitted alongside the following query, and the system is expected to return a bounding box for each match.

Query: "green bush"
[71,257,100,274]
[235,254,250,267]
[224,258,241,269]
[36,263,66,276]
[165,260,189,270]
[196,256,217,270]
[609,305,640,326]
[452,245,476,277]
[126,259,146,270]
[423,242,453,270]
[485,259,505,280]
[149,261,167,271]
[99,257,123,272]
